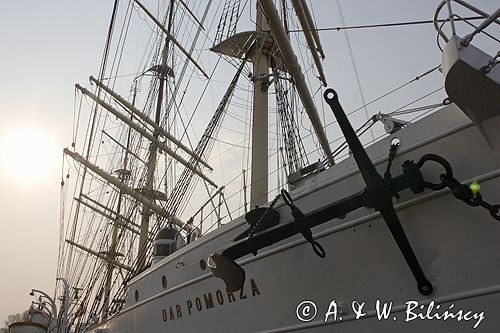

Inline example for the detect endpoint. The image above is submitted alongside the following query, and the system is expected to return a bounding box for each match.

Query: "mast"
[212,0,333,206]
[258,0,334,165]
[250,3,271,208]
[137,0,176,270]
[290,0,327,86]
[132,0,208,79]
[101,171,126,318]
[102,84,136,317]
[298,0,325,59]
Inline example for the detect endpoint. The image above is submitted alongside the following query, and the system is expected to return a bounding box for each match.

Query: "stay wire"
[335,0,373,142]
[287,16,485,33]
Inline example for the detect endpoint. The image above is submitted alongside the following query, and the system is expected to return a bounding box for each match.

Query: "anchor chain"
[417,154,500,221]
[481,51,500,73]
[384,141,401,201]
[384,142,400,181]
[248,193,281,239]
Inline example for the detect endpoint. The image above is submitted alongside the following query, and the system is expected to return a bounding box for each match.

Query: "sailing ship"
[14,0,500,332]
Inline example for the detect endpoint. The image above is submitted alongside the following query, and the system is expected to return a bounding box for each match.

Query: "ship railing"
[184,163,285,238]
[433,0,500,50]
[183,186,233,239]
[432,0,499,145]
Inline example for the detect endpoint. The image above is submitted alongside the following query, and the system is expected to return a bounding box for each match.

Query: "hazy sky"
[0,0,496,324]
[0,0,114,323]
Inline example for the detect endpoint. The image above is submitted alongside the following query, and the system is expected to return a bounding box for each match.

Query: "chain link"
[248,193,281,239]
[384,142,401,200]
[384,142,400,180]
[417,154,453,190]
[417,154,500,221]
[440,173,500,221]
[481,51,500,73]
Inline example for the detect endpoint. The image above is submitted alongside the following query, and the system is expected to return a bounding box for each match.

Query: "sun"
[0,125,59,184]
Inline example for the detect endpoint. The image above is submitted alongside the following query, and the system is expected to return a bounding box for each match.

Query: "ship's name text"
[161,278,260,322]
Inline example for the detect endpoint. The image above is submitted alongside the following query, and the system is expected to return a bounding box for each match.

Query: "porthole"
[199,259,207,271]
[162,275,168,289]
[134,290,139,302]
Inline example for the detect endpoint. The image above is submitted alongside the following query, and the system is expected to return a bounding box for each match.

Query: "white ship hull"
[88,104,500,332]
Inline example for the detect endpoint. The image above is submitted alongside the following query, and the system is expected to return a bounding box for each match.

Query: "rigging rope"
[102,0,220,310]
[274,77,308,174]
[166,58,247,218]
[213,0,241,46]
[287,16,486,33]
[335,0,373,142]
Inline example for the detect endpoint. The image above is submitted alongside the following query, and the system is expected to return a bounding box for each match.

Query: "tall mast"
[101,83,136,317]
[259,0,334,165]
[138,0,176,270]
[101,172,127,318]
[211,1,333,205]
[250,3,270,208]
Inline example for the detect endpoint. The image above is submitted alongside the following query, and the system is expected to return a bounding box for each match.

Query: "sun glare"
[0,125,59,184]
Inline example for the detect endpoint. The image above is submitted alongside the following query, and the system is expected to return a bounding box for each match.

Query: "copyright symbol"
[296,300,317,322]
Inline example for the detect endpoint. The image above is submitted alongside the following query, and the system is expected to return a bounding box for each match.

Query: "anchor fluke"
[208,253,246,292]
